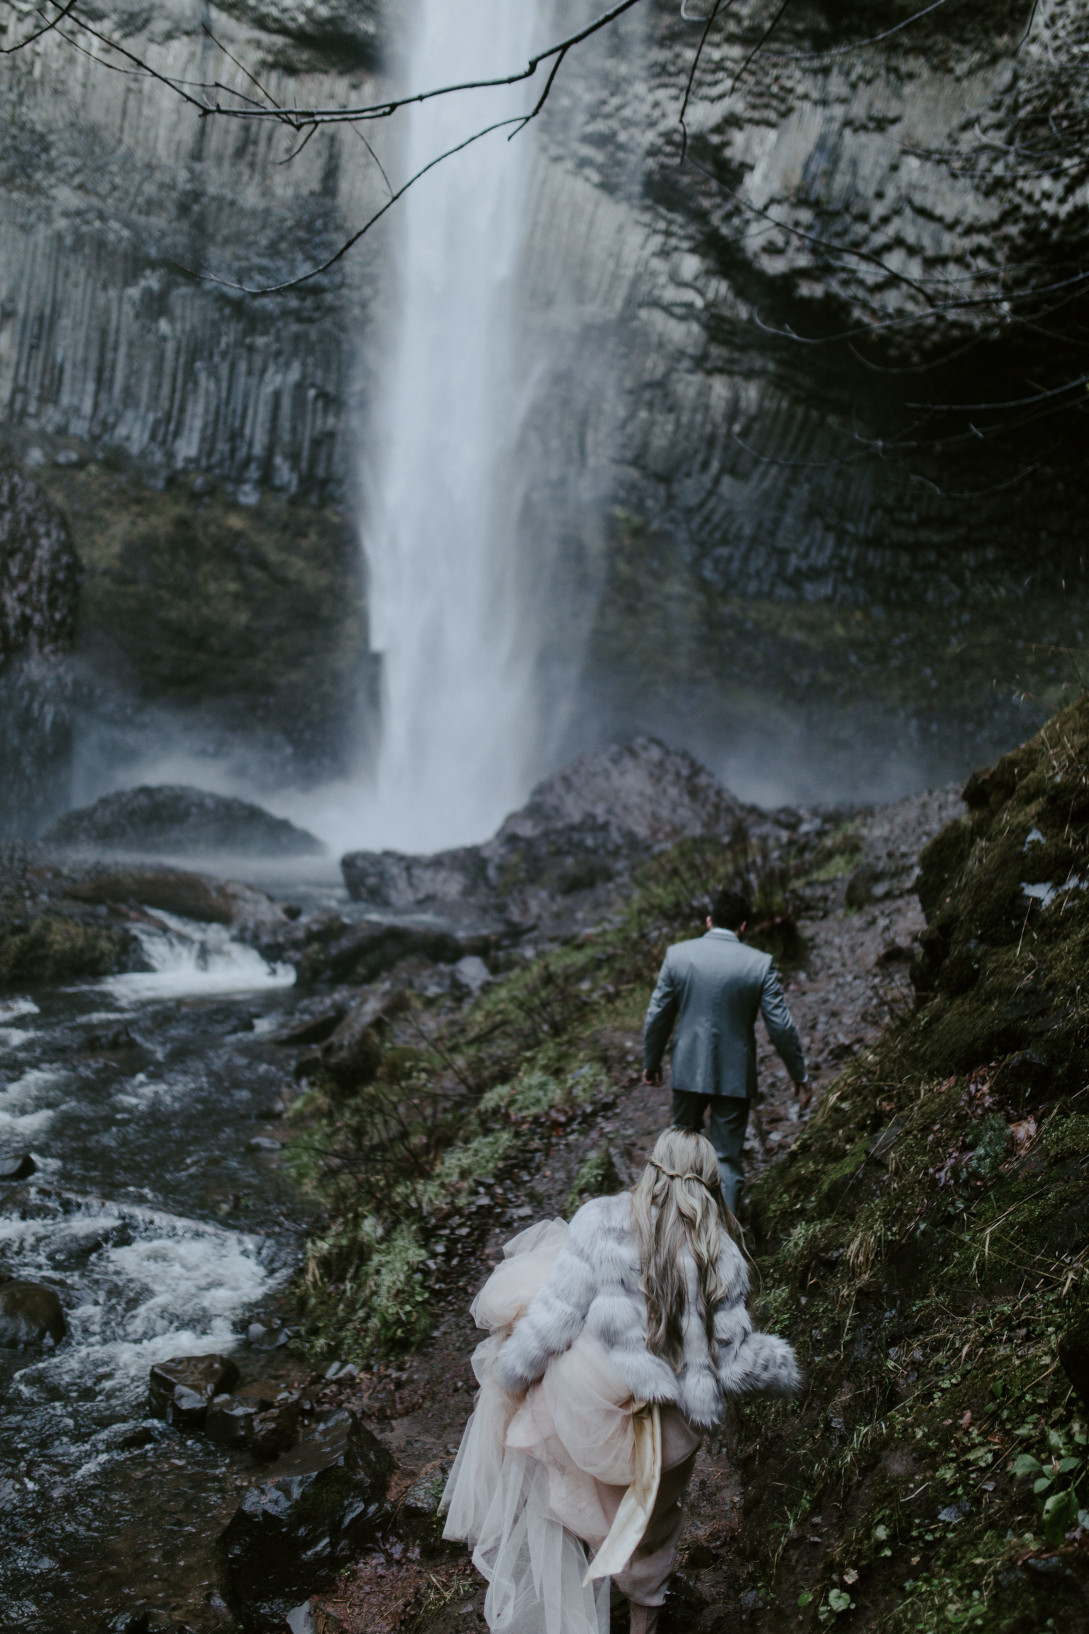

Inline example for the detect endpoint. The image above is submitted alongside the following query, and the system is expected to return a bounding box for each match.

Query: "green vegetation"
[290,830,801,1359]
[736,695,1089,1629]
[0,911,134,986]
[289,695,1089,1628]
[39,461,368,769]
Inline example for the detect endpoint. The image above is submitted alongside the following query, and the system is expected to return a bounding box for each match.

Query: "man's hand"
[643,1067,661,1087]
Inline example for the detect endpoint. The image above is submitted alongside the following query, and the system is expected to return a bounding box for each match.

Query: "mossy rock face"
[908,693,1089,1094]
[741,698,1089,1633]
[40,463,370,777]
[0,910,139,987]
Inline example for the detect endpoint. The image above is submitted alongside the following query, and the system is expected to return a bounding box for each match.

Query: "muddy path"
[306,787,962,1634]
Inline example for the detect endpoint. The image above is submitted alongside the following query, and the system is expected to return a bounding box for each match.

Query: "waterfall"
[362,0,547,852]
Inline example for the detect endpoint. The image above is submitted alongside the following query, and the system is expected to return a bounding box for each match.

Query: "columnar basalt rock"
[0,460,79,836]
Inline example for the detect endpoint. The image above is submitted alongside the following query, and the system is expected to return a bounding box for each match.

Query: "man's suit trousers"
[671,1090,750,1216]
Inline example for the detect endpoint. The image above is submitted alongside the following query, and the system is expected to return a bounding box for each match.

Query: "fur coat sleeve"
[493,1195,800,1420]
[494,1203,599,1394]
[711,1236,801,1398]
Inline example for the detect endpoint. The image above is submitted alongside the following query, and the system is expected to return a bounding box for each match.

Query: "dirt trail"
[311,787,962,1634]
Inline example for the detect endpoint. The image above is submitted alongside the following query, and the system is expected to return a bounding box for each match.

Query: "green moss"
[563,1145,624,1219]
[39,462,369,769]
[738,698,1089,1631]
[0,912,132,986]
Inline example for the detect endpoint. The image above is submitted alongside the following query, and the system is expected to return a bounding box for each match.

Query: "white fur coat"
[495,1193,799,1428]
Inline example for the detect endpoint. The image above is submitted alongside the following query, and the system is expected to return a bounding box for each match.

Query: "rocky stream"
[5,714,1086,1634]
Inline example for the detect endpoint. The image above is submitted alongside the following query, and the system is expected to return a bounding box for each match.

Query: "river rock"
[206,1382,278,1449]
[62,867,288,943]
[301,918,471,986]
[43,785,326,859]
[320,986,401,1086]
[271,996,350,1046]
[149,1354,240,1430]
[0,1152,37,1180]
[246,1400,301,1461]
[0,1279,66,1346]
[216,1409,393,1631]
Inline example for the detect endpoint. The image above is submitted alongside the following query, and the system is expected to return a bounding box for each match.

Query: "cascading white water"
[362,0,547,853]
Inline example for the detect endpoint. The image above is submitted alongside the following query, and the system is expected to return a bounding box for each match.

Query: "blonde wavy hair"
[630,1127,740,1369]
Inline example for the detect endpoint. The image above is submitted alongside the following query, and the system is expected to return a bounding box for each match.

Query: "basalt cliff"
[1,0,1086,819]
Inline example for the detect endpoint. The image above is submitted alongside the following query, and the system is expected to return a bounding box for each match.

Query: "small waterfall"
[362,0,548,852]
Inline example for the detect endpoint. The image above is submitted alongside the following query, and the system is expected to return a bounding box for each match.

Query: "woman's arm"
[495,1206,599,1393]
[711,1237,800,1397]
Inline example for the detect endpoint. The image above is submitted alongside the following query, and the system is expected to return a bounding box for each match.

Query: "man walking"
[642,885,808,1216]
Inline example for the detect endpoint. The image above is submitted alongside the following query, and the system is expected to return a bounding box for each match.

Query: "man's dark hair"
[710,886,750,930]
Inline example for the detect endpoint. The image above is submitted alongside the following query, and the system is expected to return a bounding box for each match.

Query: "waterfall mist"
[358,0,551,853]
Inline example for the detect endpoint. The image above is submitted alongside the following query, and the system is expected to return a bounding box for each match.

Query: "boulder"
[62,867,288,942]
[0,1152,37,1181]
[43,785,326,859]
[340,739,745,916]
[0,1279,66,1346]
[246,1400,301,1461]
[216,1409,393,1631]
[300,918,470,986]
[340,845,489,910]
[497,738,745,846]
[206,1381,278,1449]
[149,1353,240,1430]
[271,997,350,1046]
[320,987,401,1086]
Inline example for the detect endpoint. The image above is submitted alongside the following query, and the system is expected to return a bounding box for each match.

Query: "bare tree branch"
[191,116,529,296]
[758,0,953,63]
[0,0,77,56]
[679,0,732,163]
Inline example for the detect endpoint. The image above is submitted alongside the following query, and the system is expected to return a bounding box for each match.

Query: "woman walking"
[441,1128,799,1633]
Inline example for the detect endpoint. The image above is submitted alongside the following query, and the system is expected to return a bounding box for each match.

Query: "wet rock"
[0,1279,66,1346]
[294,1047,324,1082]
[247,1399,301,1460]
[0,1152,37,1180]
[504,738,744,844]
[341,846,490,911]
[320,986,401,1086]
[248,1135,283,1153]
[62,867,288,943]
[272,997,349,1046]
[206,1382,277,1449]
[247,1316,292,1350]
[148,1354,240,1430]
[453,954,492,993]
[215,1409,393,1632]
[306,918,468,985]
[43,785,326,859]
[340,740,745,923]
[0,907,143,987]
[400,1466,449,1517]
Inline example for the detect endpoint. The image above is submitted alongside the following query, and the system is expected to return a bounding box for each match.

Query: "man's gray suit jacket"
[643,928,806,1101]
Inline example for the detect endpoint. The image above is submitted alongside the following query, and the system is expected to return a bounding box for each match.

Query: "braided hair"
[630,1128,740,1369]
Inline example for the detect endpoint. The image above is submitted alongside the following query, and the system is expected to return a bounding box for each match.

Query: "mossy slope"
[739,697,1089,1632]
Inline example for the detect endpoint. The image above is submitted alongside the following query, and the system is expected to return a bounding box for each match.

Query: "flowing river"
[0,913,312,1631]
